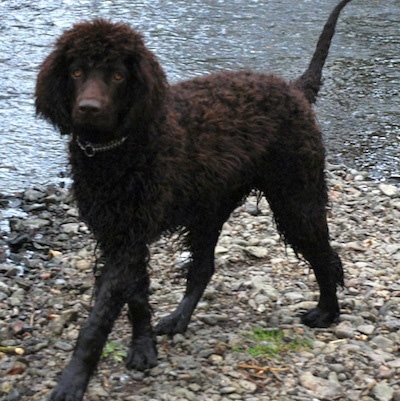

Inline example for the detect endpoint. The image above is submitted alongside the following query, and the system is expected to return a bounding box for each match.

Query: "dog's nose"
[78,99,102,115]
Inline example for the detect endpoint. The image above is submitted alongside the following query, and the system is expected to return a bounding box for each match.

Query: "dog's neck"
[76,135,128,157]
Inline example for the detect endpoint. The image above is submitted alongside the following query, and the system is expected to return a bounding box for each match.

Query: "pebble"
[61,223,80,234]
[244,246,269,259]
[238,380,257,393]
[0,164,400,400]
[335,321,356,339]
[20,218,50,230]
[357,324,375,335]
[378,183,399,197]
[53,341,75,352]
[373,381,395,401]
[370,335,395,351]
[300,371,343,399]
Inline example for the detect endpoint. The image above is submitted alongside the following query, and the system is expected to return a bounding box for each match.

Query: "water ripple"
[0,0,398,194]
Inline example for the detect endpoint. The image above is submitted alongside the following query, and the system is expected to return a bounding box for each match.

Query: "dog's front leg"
[125,271,158,370]
[155,223,222,335]
[49,265,125,401]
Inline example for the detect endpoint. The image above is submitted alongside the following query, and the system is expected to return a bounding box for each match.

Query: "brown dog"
[36,1,351,399]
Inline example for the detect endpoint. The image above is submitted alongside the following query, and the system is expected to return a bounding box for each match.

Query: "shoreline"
[1,164,400,401]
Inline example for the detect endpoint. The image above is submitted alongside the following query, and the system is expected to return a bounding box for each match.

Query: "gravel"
[0,163,399,401]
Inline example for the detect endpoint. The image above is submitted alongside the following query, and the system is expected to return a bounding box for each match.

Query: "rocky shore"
[0,164,399,401]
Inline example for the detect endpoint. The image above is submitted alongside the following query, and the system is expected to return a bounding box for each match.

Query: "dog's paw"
[49,384,85,401]
[155,313,189,336]
[126,336,158,371]
[48,367,89,401]
[301,307,339,328]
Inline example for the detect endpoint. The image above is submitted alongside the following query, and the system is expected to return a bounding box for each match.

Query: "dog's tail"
[294,0,352,104]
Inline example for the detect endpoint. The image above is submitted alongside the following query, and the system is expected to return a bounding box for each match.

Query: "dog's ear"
[127,45,168,125]
[35,49,72,135]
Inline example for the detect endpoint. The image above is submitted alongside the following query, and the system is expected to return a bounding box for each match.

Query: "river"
[0,0,399,194]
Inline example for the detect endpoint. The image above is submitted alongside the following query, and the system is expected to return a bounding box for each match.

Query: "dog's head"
[35,19,167,143]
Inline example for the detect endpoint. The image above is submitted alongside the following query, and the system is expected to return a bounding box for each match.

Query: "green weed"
[102,341,127,363]
[239,327,311,358]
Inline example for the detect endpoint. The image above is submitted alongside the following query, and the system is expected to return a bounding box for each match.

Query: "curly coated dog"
[36,1,352,399]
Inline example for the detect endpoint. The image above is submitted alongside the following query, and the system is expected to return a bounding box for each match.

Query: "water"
[0,0,399,194]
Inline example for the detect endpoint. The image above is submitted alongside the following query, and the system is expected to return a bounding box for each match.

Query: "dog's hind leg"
[299,244,343,327]
[263,174,343,328]
[155,222,223,335]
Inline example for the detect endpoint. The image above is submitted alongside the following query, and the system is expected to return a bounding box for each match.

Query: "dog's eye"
[113,71,124,82]
[71,68,83,79]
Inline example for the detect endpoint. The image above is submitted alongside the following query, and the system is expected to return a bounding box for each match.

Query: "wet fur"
[36,1,351,400]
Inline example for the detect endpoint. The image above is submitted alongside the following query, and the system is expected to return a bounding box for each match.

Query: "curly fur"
[36,1,351,400]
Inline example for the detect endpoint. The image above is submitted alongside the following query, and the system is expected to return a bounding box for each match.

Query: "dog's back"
[166,70,323,219]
